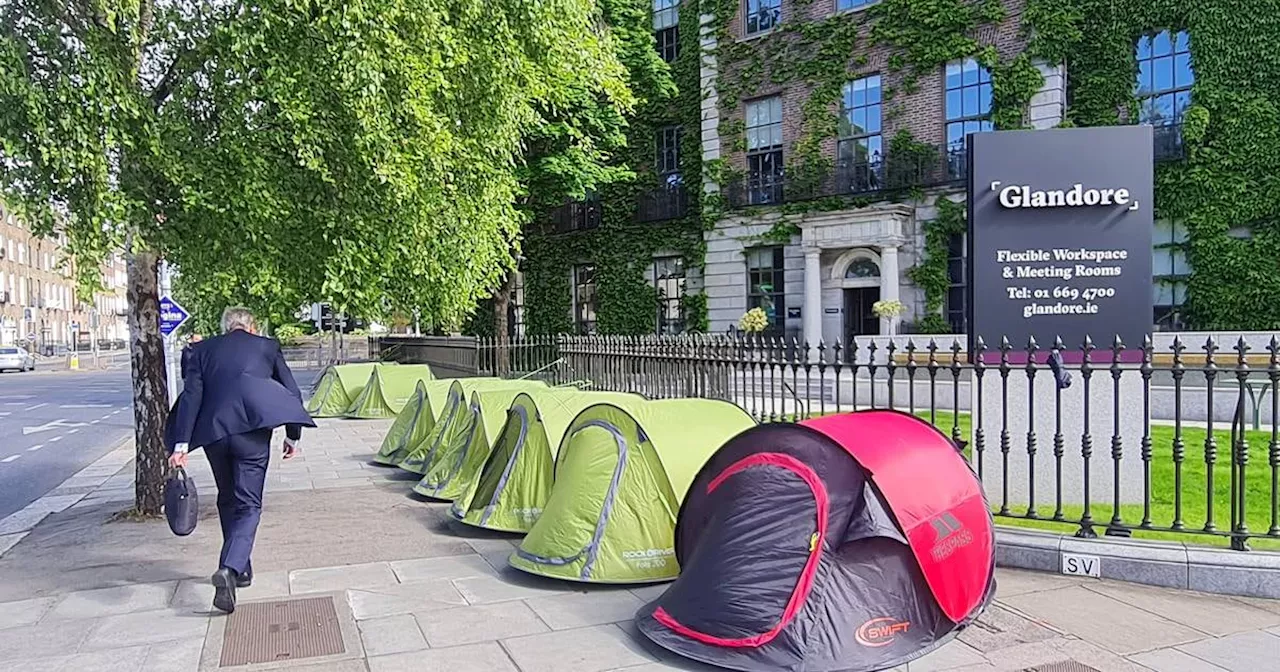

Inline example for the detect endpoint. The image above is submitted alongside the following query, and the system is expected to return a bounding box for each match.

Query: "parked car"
[0,347,35,372]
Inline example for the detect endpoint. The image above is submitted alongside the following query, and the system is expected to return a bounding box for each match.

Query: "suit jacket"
[165,330,316,452]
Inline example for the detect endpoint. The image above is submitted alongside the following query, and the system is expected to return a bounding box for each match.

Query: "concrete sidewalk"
[0,419,1277,672]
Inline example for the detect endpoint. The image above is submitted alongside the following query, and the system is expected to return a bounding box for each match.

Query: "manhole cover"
[219,596,346,667]
[1024,664,1101,672]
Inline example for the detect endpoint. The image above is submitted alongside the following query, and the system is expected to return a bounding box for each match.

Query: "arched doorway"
[834,250,881,342]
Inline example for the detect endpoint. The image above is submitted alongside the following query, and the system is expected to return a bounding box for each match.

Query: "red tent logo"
[930,512,975,562]
[855,617,911,647]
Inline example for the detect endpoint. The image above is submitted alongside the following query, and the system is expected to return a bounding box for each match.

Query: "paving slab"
[1086,581,1280,637]
[9,644,150,672]
[454,572,571,605]
[368,641,519,672]
[414,601,549,648]
[1001,586,1205,654]
[957,604,1060,652]
[45,581,178,621]
[0,619,95,661]
[0,595,58,630]
[524,590,646,631]
[628,584,669,604]
[171,572,291,613]
[501,624,656,672]
[0,531,27,557]
[358,614,428,657]
[141,637,205,672]
[1130,648,1231,671]
[291,561,400,594]
[992,568,1085,597]
[1175,630,1280,672]
[80,608,210,650]
[909,640,990,672]
[389,554,497,583]
[346,579,468,620]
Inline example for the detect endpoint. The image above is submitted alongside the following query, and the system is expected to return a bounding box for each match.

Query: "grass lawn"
[906,409,1280,550]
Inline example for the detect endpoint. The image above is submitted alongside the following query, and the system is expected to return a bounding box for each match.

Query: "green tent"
[447,388,647,533]
[305,362,391,417]
[345,364,435,419]
[372,379,459,466]
[508,398,754,583]
[412,387,545,500]
[397,378,546,475]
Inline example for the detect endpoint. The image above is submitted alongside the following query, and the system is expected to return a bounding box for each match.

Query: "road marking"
[0,412,8,417]
[1,455,19,463]
[48,436,63,443]
[25,403,48,411]
[90,419,100,425]
[22,419,88,436]
[27,445,43,452]
[0,395,34,400]
[59,404,112,409]
[67,429,80,435]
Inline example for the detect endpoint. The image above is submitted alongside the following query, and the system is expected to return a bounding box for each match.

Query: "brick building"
[514,0,1203,339]
[0,205,129,351]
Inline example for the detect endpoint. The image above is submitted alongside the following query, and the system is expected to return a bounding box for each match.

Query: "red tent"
[635,410,996,672]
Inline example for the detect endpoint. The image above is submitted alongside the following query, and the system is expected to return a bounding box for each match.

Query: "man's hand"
[168,452,188,469]
[283,439,300,459]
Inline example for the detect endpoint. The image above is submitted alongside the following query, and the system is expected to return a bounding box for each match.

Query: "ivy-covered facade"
[513,0,1280,338]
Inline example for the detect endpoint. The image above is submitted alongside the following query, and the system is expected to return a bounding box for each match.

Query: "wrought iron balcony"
[722,146,967,209]
[547,199,602,234]
[635,183,689,223]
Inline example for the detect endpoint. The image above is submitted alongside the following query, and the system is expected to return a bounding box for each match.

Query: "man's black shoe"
[212,568,237,614]
[236,572,252,588]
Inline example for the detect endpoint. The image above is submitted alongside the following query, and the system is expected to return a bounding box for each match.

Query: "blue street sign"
[158,295,190,338]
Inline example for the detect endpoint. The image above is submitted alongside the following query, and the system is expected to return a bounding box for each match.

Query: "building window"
[837,75,883,194]
[837,0,878,10]
[745,96,784,205]
[656,126,682,178]
[845,258,880,279]
[946,234,967,334]
[1153,219,1190,330]
[508,270,526,338]
[1136,30,1193,161]
[745,0,781,35]
[573,264,597,335]
[945,58,992,179]
[746,247,785,335]
[653,257,686,334]
[654,0,680,62]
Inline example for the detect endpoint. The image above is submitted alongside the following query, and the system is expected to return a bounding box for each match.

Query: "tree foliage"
[0,0,632,511]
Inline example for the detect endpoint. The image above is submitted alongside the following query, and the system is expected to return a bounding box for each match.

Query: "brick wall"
[716,0,1030,176]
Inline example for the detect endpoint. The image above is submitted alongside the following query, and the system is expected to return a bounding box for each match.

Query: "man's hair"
[221,306,256,334]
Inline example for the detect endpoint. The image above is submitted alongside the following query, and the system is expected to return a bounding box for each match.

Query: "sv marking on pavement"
[48,436,63,443]
[1,455,19,463]
[25,403,48,412]
[27,445,43,452]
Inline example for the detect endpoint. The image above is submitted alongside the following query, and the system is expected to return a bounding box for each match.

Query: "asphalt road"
[0,369,135,520]
[0,365,323,521]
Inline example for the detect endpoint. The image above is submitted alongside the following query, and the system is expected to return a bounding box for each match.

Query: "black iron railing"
[547,199,602,233]
[635,184,689,222]
[723,147,967,209]
[375,332,1280,550]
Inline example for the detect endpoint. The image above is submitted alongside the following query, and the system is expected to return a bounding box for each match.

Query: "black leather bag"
[165,467,199,536]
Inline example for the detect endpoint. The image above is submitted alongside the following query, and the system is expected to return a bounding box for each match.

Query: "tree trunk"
[126,250,170,515]
[493,272,513,377]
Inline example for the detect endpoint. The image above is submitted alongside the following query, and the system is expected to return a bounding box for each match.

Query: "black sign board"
[966,126,1153,363]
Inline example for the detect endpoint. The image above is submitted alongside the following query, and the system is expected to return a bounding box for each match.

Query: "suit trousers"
[205,428,273,576]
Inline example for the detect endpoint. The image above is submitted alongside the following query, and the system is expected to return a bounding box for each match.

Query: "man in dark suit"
[179,333,202,378]
[167,307,315,614]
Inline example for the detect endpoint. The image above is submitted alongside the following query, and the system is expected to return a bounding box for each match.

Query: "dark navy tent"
[635,410,996,672]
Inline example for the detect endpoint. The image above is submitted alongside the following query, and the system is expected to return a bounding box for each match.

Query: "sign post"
[966,125,1153,512]
[158,293,190,405]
